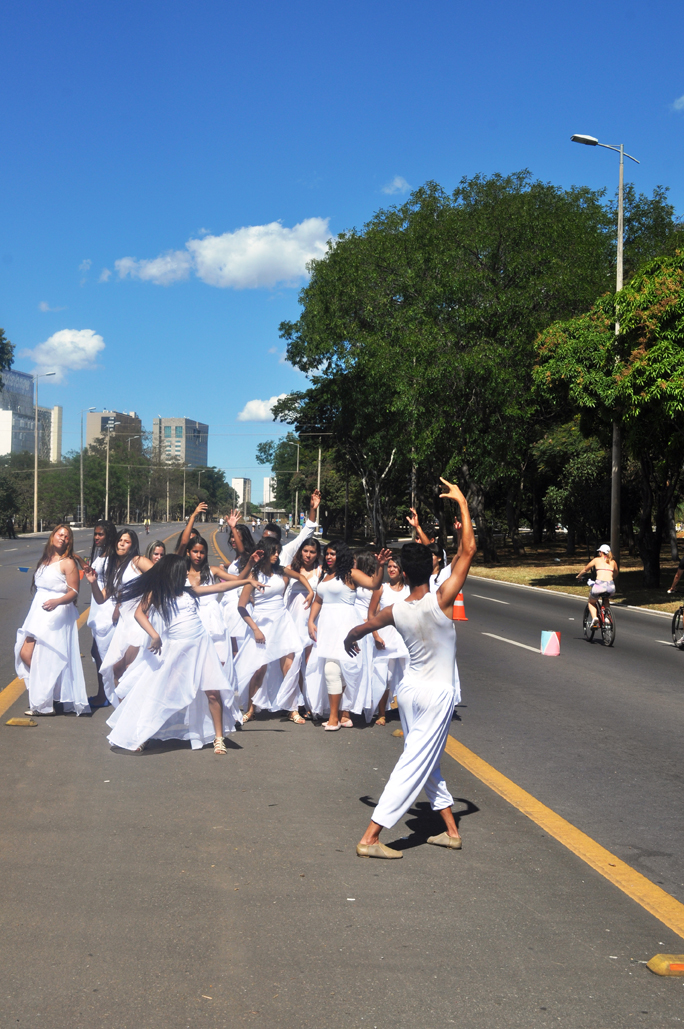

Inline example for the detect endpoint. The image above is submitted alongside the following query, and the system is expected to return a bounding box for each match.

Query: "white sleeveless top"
[316,575,356,606]
[392,591,457,690]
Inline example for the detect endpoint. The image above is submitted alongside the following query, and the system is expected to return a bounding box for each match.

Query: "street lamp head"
[571,134,599,146]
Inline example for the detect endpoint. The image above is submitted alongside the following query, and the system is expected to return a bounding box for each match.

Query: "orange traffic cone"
[453,592,468,621]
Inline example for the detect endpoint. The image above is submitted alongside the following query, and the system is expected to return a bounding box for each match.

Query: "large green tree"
[534,251,684,585]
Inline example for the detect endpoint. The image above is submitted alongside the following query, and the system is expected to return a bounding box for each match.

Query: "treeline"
[0,432,237,530]
[262,171,683,585]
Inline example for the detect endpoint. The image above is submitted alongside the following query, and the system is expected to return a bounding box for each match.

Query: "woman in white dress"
[16,524,90,717]
[286,537,322,651]
[102,553,261,754]
[86,519,118,707]
[367,553,410,725]
[185,534,255,667]
[220,517,257,657]
[236,539,314,724]
[307,541,391,730]
[90,530,155,704]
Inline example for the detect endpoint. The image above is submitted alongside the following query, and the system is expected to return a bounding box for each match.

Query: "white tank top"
[392,591,457,689]
[316,575,356,606]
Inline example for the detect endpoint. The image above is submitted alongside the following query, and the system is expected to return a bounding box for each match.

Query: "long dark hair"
[186,535,212,584]
[231,523,256,570]
[116,554,191,621]
[290,536,321,573]
[353,549,378,577]
[252,537,282,579]
[325,540,354,583]
[106,529,141,595]
[90,519,117,564]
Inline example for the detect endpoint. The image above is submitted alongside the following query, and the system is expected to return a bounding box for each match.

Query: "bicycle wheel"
[583,605,595,642]
[601,606,616,647]
[672,607,684,648]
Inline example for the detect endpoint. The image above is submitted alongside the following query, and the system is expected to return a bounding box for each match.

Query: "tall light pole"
[104,420,121,522]
[571,133,640,563]
[126,435,141,525]
[80,406,95,527]
[32,371,56,533]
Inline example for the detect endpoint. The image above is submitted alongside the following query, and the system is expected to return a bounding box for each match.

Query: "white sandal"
[213,737,227,754]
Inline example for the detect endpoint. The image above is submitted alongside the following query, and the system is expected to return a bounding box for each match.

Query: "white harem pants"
[372,677,455,829]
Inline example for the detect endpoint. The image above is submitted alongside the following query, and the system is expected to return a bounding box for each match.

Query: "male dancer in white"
[344,478,476,859]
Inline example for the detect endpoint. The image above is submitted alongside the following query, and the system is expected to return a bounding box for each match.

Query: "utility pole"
[104,419,120,522]
[166,477,170,522]
[32,372,55,532]
[126,435,140,525]
[316,443,322,533]
[80,406,95,527]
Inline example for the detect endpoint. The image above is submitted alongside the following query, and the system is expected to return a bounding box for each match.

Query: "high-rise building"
[87,410,142,450]
[263,475,275,505]
[153,417,208,468]
[0,369,62,461]
[231,477,252,510]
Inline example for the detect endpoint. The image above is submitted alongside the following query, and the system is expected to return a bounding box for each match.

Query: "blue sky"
[1,0,683,502]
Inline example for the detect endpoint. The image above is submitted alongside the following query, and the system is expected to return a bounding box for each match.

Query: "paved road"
[1,533,683,1027]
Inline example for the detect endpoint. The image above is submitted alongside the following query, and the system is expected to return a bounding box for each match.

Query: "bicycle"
[672,605,684,648]
[582,586,616,646]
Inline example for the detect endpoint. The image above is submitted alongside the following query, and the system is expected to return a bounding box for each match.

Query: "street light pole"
[33,371,56,533]
[316,442,322,533]
[571,134,640,564]
[80,406,95,528]
[126,435,141,525]
[104,420,121,522]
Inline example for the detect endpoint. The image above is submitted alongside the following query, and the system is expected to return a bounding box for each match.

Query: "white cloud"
[79,259,92,273]
[381,175,411,195]
[236,394,287,422]
[115,250,192,286]
[38,301,66,312]
[672,94,684,111]
[99,268,111,282]
[19,328,105,384]
[114,217,332,289]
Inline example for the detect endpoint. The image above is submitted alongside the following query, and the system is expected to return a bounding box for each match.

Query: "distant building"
[87,410,142,451]
[0,369,62,461]
[231,477,252,510]
[263,475,275,505]
[153,417,208,468]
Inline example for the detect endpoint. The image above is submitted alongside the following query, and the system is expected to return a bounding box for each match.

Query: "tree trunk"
[565,526,575,556]
[461,464,497,563]
[505,488,524,556]
[636,458,661,588]
[668,502,679,561]
[531,490,543,544]
[622,520,636,557]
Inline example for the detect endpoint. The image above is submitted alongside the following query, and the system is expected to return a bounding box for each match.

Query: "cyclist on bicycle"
[576,544,618,628]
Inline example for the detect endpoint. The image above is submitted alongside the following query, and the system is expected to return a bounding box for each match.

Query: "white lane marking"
[5,548,17,552]
[655,640,676,647]
[470,594,509,605]
[481,632,540,654]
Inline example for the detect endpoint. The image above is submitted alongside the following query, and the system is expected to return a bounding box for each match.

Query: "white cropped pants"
[372,678,455,829]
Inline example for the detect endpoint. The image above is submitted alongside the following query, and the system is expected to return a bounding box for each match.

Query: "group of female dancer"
[15,492,457,754]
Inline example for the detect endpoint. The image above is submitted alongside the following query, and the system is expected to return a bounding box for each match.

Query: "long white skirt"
[106,626,241,751]
[87,595,116,663]
[370,622,409,716]
[15,594,89,716]
[234,605,303,712]
[99,600,148,707]
[305,602,366,717]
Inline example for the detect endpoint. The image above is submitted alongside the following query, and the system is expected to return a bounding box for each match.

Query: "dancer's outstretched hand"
[344,632,359,656]
[311,489,321,510]
[438,477,466,505]
[377,548,392,566]
[83,565,98,584]
[405,507,420,529]
[226,508,240,528]
[149,633,162,655]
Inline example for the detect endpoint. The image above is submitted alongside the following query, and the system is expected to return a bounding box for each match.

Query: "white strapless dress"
[15,562,90,716]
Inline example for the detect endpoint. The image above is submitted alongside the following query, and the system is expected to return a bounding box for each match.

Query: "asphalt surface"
[1,527,683,1028]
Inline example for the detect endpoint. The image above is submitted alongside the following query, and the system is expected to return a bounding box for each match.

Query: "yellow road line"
[0,678,26,718]
[212,528,229,565]
[444,735,684,940]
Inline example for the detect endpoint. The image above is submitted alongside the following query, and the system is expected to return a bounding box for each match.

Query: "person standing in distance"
[344,477,476,859]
